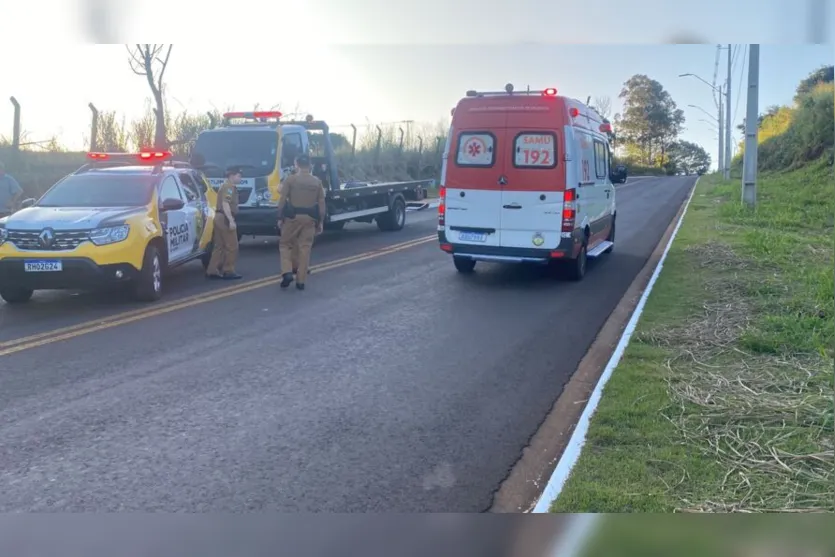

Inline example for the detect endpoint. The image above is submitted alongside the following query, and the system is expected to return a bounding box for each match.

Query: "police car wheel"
[0,285,34,304]
[134,245,163,302]
[201,243,213,270]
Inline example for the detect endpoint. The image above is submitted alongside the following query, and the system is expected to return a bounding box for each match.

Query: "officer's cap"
[295,154,311,168]
[225,166,242,177]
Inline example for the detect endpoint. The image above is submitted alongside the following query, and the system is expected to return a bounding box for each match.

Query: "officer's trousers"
[206,215,239,275]
[280,214,317,283]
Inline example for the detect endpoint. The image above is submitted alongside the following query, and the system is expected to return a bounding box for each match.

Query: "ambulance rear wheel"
[134,245,163,302]
[564,242,587,282]
[0,286,33,304]
[453,256,476,273]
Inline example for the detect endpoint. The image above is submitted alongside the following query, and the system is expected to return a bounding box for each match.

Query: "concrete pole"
[741,45,760,208]
[717,92,724,175]
[724,45,732,179]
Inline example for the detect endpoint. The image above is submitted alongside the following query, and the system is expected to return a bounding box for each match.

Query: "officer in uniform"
[277,154,326,290]
[205,166,243,280]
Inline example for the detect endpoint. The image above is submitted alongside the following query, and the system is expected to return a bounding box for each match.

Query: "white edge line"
[548,514,602,557]
[532,176,701,514]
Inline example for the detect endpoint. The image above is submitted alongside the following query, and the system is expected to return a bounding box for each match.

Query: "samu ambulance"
[438,84,617,281]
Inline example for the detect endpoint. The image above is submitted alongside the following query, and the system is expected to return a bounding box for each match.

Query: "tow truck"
[190,111,433,239]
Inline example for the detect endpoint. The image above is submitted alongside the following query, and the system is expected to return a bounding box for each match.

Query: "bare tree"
[594,95,613,120]
[126,45,173,149]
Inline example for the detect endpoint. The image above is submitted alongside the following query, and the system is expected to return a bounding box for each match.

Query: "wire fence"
[1,96,450,196]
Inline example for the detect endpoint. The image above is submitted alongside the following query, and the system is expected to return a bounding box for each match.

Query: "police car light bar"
[86,151,173,162]
[465,87,558,97]
[543,88,557,96]
[223,111,283,120]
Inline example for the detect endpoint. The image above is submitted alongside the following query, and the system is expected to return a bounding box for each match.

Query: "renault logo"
[38,228,55,248]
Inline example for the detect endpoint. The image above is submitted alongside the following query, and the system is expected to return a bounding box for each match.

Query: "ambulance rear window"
[455,132,495,167]
[513,132,557,169]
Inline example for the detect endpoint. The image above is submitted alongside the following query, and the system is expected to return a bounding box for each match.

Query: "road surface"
[0,176,695,512]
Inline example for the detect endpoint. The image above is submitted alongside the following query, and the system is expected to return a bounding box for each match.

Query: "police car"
[0,151,217,303]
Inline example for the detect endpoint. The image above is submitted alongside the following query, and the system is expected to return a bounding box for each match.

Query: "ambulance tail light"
[562,188,576,232]
[438,186,446,227]
[600,122,613,133]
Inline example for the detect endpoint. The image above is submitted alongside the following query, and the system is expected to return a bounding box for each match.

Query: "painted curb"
[532,177,700,513]
[548,514,601,557]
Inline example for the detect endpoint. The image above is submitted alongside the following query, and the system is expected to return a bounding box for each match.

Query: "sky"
[1,44,831,171]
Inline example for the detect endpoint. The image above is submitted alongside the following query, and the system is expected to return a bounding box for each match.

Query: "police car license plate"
[24,259,62,272]
[459,231,486,242]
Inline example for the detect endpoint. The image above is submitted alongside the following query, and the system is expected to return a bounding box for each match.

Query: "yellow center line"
[0,235,436,357]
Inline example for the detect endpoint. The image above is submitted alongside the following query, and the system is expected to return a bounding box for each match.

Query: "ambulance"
[437,85,617,281]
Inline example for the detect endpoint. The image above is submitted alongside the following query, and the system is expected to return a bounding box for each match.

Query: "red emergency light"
[223,111,283,120]
[599,122,613,133]
[569,107,580,117]
[86,151,172,162]
[138,150,172,161]
[543,88,558,97]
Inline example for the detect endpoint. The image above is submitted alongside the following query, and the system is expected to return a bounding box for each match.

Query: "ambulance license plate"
[459,232,486,242]
[24,259,63,272]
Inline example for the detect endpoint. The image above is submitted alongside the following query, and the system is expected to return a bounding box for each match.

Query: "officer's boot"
[280,272,294,288]
[296,283,305,291]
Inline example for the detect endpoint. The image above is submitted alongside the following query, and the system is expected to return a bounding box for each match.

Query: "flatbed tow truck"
[190,111,432,239]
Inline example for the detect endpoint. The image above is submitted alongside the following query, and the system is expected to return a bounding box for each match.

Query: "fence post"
[207,111,217,129]
[350,124,357,158]
[398,127,404,153]
[374,125,382,165]
[88,103,99,151]
[9,97,21,151]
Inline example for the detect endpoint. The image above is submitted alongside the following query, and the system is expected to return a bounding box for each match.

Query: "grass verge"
[550,158,834,513]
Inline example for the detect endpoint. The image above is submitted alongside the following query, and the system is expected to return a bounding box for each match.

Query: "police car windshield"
[192,130,278,178]
[37,173,156,208]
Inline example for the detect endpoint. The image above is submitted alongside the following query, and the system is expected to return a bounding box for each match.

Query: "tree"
[593,95,613,120]
[667,140,711,175]
[614,74,685,167]
[795,65,834,102]
[126,44,173,150]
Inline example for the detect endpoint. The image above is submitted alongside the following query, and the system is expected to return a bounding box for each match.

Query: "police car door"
[158,175,191,264]
[177,172,207,255]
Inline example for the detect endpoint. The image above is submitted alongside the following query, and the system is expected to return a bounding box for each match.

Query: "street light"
[681,73,725,174]
[689,104,718,122]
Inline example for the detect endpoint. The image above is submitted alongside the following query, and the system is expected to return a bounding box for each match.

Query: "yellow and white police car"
[0,151,217,303]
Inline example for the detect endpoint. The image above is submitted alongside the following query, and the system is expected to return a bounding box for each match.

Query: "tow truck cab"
[192,111,430,237]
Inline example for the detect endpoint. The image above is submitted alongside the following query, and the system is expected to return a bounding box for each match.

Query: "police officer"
[205,166,243,280]
[277,154,326,290]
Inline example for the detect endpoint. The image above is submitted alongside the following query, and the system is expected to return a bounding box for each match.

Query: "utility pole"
[717,91,724,175]
[724,45,732,179]
[742,45,760,208]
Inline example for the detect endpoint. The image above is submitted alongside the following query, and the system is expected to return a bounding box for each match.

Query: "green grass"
[577,515,835,557]
[550,158,834,513]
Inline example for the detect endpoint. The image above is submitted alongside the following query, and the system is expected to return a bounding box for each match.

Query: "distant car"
[610,164,628,184]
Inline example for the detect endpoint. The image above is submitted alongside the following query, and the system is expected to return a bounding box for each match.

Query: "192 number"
[520,149,552,165]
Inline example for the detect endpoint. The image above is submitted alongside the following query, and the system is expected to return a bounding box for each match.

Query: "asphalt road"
[0,175,695,512]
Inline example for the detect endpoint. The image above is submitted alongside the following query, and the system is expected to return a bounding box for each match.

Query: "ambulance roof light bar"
[465,84,558,97]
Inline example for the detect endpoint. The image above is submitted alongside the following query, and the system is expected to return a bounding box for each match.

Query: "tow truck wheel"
[324,221,346,231]
[0,286,33,304]
[377,196,406,232]
[134,245,163,302]
[453,256,476,273]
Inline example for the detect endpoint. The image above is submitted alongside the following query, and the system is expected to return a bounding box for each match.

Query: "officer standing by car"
[205,166,243,280]
[277,155,325,290]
